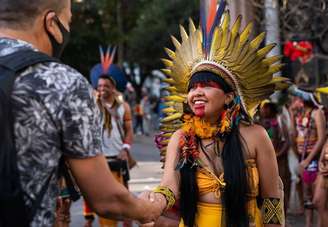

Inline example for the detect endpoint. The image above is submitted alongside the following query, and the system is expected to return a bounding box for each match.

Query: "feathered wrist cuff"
[153,186,176,211]
[262,197,284,225]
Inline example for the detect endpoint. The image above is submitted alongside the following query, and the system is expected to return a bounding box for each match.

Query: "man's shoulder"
[19,61,90,93]
[33,61,84,81]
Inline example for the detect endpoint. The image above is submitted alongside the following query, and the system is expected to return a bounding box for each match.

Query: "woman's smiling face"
[187,81,233,122]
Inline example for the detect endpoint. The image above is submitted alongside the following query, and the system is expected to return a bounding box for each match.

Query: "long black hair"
[180,71,249,227]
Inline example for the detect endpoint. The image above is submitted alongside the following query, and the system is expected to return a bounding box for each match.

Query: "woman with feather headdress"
[140,0,289,226]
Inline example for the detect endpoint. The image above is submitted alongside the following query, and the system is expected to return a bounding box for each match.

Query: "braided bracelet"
[153,186,176,210]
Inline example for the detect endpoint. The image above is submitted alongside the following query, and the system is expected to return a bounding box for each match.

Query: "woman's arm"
[160,130,182,195]
[319,140,328,176]
[255,125,284,227]
[139,130,182,215]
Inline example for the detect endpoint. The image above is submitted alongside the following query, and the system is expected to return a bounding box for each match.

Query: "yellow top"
[197,159,259,198]
[196,159,260,223]
[196,167,226,199]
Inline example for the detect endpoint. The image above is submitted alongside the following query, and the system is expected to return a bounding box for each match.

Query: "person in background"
[84,46,135,227]
[289,89,326,227]
[141,93,152,136]
[313,139,328,227]
[134,99,144,135]
[259,100,291,224]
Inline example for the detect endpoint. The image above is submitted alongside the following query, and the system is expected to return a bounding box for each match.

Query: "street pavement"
[70,133,312,227]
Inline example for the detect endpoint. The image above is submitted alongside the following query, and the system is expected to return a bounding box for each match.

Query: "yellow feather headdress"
[161,1,289,119]
[156,0,290,165]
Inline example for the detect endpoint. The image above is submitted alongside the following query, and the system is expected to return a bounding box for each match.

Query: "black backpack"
[0,49,59,227]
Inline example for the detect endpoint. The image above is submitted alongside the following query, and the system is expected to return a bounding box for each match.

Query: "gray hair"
[0,0,66,28]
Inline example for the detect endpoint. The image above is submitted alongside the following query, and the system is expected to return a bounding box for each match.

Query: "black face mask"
[45,14,70,59]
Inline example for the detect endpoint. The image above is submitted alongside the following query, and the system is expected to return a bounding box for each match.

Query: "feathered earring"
[218,96,241,138]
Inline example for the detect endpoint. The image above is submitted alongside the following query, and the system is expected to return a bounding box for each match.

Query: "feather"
[201,0,226,55]
[100,45,116,74]
[207,0,226,52]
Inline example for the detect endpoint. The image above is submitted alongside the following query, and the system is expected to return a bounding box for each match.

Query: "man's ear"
[44,11,63,43]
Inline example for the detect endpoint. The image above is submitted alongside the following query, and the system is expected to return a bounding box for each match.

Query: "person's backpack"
[0,49,59,227]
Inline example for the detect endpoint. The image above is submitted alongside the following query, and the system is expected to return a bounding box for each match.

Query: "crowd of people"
[0,0,328,227]
[257,89,328,227]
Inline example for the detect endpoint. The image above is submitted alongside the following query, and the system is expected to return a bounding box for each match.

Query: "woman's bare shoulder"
[239,123,269,158]
[239,122,267,138]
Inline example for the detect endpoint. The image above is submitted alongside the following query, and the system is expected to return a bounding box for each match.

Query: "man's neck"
[0,29,51,55]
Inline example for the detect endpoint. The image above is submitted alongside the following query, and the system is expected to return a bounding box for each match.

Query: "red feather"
[206,0,217,34]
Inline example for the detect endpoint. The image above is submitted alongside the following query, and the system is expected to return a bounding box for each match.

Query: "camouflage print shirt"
[0,38,103,227]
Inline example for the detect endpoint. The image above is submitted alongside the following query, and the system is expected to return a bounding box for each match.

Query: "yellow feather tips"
[171,35,181,49]
[161,113,183,123]
[271,77,291,90]
[240,22,253,45]
[161,59,173,67]
[180,25,189,42]
[163,86,178,93]
[164,95,185,102]
[162,107,177,113]
[161,77,174,84]
[165,48,176,60]
[189,18,196,33]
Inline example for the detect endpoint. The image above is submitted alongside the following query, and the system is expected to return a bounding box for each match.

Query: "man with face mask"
[0,0,162,226]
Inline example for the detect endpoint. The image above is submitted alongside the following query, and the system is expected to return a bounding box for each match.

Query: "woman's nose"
[192,87,204,96]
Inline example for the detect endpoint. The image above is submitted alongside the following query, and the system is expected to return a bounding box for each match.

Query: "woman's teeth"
[194,100,205,105]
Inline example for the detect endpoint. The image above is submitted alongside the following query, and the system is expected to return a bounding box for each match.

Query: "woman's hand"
[319,162,328,176]
[299,159,310,174]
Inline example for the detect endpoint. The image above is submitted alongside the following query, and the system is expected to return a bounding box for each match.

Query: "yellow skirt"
[179,202,263,227]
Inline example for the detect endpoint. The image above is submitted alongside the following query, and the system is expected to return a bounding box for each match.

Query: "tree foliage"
[62,0,199,88]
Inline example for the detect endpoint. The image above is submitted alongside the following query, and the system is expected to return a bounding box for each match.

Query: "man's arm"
[67,155,161,223]
[118,102,134,160]
[123,102,133,145]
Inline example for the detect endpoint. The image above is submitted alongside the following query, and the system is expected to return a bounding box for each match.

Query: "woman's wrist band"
[152,186,176,210]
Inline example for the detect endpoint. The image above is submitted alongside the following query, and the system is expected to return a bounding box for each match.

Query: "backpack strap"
[28,168,56,223]
[0,49,59,95]
[0,49,59,223]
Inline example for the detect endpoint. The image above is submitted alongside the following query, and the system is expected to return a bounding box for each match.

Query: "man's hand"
[117,149,129,161]
[138,192,167,227]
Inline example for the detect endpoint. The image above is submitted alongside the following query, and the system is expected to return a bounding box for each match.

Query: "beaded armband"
[153,186,176,210]
[262,197,284,225]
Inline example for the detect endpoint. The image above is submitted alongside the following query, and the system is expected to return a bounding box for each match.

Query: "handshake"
[136,186,177,227]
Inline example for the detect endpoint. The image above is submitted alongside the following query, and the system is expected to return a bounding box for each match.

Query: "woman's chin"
[194,108,205,117]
